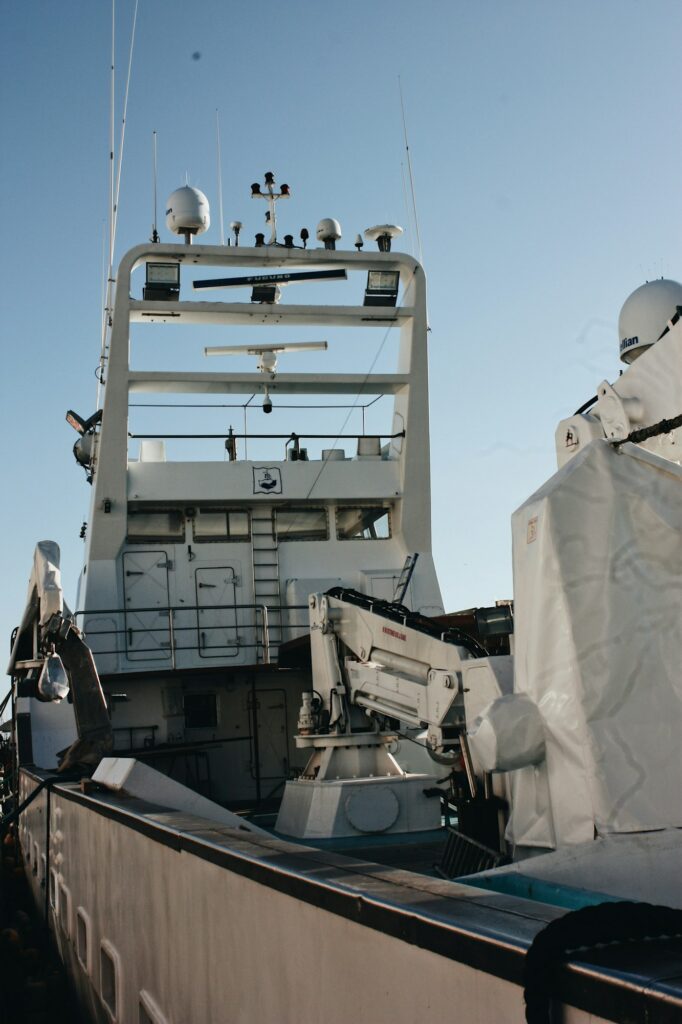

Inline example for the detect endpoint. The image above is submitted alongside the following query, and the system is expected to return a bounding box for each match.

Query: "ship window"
[100,942,119,1019]
[127,509,185,543]
[139,990,169,1024]
[336,507,391,540]
[77,908,90,972]
[184,692,218,729]
[59,883,70,936]
[194,509,250,542]
[275,508,328,542]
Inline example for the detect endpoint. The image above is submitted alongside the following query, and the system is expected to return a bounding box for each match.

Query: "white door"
[195,567,239,658]
[123,550,172,662]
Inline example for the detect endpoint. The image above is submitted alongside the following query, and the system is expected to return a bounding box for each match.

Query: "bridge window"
[336,507,391,540]
[127,509,184,543]
[194,509,250,542]
[275,508,328,542]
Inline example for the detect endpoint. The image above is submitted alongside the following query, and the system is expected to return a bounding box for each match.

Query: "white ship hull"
[18,768,630,1024]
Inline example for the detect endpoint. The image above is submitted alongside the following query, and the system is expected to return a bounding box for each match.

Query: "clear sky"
[1,0,680,701]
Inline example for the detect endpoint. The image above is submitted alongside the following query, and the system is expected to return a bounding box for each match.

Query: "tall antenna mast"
[216,109,225,245]
[97,0,116,407]
[111,0,138,248]
[107,0,115,296]
[98,0,139,406]
[398,76,423,267]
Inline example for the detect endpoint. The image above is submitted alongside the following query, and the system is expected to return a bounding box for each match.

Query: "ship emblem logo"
[253,467,282,494]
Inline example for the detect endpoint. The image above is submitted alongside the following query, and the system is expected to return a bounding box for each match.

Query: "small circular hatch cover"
[345,786,399,833]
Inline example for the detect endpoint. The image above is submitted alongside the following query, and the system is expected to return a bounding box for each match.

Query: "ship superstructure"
[18,181,445,806]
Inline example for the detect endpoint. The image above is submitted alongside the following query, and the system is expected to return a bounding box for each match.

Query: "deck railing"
[74,602,308,668]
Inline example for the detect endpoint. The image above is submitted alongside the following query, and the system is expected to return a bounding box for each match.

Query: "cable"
[614,410,682,447]
[573,394,597,416]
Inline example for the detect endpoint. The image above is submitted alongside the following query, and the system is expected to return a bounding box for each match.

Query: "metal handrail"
[128,430,406,440]
[74,602,308,666]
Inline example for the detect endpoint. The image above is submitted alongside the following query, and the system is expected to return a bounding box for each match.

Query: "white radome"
[316,218,342,243]
[619,278,682,363]
[165,185,211,236]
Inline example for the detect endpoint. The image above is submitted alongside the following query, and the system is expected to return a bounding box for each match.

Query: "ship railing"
[127,429,405,461]
[73,602,309,669]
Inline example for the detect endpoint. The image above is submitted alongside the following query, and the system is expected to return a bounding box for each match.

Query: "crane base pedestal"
[275,772,440,839]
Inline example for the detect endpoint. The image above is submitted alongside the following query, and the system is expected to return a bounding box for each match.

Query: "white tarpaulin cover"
[31,540,65,625]
[468,693,545,772]
[7,540,70,675]
[507,439,682,850]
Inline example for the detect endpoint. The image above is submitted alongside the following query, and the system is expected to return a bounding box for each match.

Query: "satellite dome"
[165,186,210,236]
[316,218,342,242]
[618,278,682,363]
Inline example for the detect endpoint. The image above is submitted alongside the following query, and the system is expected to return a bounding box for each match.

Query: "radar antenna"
[204,341,328,415]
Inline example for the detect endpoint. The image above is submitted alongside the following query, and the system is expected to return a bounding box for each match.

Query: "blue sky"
[1,1,680,699]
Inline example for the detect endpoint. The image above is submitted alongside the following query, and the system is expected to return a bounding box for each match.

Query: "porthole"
[100,941,120,1020]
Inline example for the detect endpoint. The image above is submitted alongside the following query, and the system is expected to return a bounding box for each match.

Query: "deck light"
[251,284,280,303]
[251,182,262,195]
[264,171,275,186]
[284,234,294,248]
[66,410,87,434]
[144,262,180,301]
[280,183,290,196]
[230,220,242,246]
[300,228,309,247]
[255,233,265,247]
[364,270,400,307]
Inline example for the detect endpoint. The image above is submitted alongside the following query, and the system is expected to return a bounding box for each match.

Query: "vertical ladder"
[250,507,283,662]
[393,553,419,605]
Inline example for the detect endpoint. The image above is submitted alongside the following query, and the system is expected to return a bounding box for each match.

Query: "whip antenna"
[98,0,139,404]
[398,76,423,266]
[400,161,412,256]
[151,130,159,242]
[111,0,138,251]
[216,109,225,245]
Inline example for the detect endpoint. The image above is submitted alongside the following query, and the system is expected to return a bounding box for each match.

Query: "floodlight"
[363,270,400,307]
[143,262,180,301]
